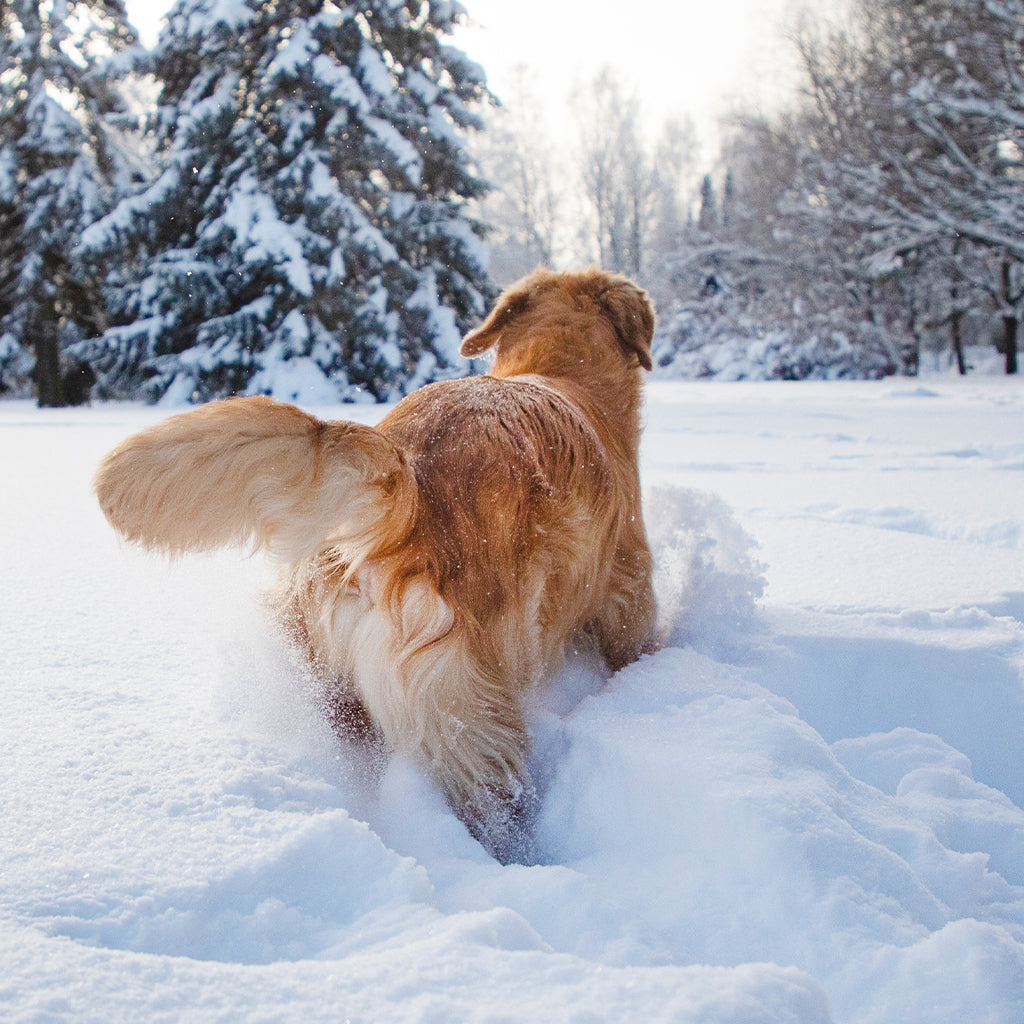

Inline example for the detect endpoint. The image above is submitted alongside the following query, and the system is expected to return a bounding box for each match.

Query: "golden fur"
[95,267,659,862]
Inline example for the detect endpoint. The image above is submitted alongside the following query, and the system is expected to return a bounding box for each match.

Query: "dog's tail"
[95,396,417,568]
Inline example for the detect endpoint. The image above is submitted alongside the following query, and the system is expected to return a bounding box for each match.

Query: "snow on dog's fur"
[95,267,659,861]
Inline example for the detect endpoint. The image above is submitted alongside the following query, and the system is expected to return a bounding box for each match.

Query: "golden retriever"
[95,267,659,862]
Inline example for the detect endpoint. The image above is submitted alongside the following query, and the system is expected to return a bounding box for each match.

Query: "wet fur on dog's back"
[95,267,659,862]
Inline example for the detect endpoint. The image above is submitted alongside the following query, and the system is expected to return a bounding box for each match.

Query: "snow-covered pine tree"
[0,0,140,404]
[82,0,492,404]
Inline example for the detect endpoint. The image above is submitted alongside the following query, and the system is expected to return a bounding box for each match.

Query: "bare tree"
[794,0,1024,372]
[472,68,565,285]
[474,65,700,302]
[571,67,659,280]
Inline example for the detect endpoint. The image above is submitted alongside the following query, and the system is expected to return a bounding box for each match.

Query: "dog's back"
[378,375,617,640]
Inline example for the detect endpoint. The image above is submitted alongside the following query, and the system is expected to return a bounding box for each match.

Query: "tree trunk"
[1001,260,1019,375]
[905,298,922,377]
[1004,315,1019,375]
[948,270,967,376]
[32,298,66,408]
[951,309,966,376]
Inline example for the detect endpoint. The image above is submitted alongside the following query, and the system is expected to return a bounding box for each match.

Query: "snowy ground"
[3,378,1024,1023]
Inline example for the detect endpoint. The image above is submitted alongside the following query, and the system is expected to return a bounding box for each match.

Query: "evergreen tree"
[82,0,492,404]
[0,0,140,404]
[696,174,717,235]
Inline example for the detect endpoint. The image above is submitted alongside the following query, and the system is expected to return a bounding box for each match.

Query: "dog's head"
[460,268,655,374]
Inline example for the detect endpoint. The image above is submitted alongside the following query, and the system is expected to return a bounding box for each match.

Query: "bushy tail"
[95,396,417,566]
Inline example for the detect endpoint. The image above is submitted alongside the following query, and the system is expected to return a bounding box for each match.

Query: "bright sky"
[125,0,803,153]
[453,0,801,144]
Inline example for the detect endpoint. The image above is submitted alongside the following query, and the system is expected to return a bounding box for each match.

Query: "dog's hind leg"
[457,769,538,865]
[433,707,537,865]
[420,660,536,864]
[589,543,660,672]
[329,576,536,863]
[407,666,536,864]
[413,631,540,863]
[372,636,535,860]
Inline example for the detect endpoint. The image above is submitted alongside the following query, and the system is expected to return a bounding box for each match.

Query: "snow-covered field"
[3,378,1024,1023]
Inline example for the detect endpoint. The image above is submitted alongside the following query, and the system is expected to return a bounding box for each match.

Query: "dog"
[95,267,659,862]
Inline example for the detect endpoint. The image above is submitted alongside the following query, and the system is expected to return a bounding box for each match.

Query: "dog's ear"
[600,278,655,371]
[460,287,533,358]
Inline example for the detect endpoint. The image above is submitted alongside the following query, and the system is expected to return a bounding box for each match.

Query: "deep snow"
[2,379,1024,1023]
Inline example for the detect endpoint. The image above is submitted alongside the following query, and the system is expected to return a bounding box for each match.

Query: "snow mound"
[646,484,767,657]
[4,382,1024,1023]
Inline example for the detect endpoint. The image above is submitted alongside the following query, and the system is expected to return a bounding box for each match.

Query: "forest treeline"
[1,0,1021,406]
[483,0,1024,381]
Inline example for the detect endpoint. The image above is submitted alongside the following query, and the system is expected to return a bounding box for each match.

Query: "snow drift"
[2,379,1024,1023]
